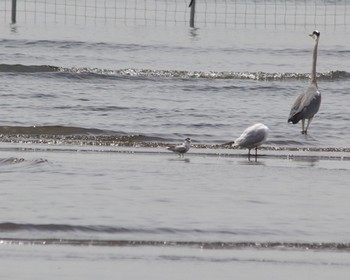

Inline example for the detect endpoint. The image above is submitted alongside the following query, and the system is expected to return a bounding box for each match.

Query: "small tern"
[167,138,191,158]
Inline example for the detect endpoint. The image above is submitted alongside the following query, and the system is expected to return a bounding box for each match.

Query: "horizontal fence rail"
[0,0,348,29]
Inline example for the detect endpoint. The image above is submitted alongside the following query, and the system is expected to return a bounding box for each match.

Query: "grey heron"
[167,138,191,157]
[232,123,269,158]
[288,30,321,134]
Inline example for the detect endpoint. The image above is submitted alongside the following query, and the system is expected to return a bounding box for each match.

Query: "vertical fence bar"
[189,0,195,27]
[11,0,17,23]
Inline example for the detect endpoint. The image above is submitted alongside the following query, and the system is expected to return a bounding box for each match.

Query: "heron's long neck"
[311,39,319,85]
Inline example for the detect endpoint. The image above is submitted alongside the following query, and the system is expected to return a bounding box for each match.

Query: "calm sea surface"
[1,1,350,279]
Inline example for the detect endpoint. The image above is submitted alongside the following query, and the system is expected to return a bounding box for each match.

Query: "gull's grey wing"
[235,125,268,148]
[240,130,265,148]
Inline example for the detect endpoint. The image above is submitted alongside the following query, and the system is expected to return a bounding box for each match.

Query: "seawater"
[1,24,350,147]
[1,4,350,280]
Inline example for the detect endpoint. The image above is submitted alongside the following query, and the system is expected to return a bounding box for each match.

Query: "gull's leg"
[254,147,258,162]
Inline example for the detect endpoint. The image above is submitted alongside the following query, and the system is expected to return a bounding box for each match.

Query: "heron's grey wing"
[288,93,305,123]
[301,85,321,119]
[288,84,320,123]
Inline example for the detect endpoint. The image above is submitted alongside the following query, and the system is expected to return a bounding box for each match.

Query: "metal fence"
[0,0,348,29]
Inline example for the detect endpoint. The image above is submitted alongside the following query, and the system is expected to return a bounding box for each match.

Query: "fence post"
[11,0,17,23]
[189,0,195,28]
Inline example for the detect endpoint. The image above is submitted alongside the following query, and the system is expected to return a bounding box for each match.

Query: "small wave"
[0,237,349,252]
[0,126,169,145]
[0,223,240,235]
[0,125,114,136]
[0,64,59,73]
[1,223,350,251]
[0,157,25,166]
[0,158,49,169]
[59,67,350,81]
[0,223,130,233]
[1,64,349,81]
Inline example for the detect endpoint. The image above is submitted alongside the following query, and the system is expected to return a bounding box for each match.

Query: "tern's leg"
[301,119,305,134]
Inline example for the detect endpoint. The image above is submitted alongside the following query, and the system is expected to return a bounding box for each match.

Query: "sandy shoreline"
[0,140,350,165]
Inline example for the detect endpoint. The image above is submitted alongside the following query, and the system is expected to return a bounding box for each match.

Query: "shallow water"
[1,0,350,279]
[1,144,350,279]
[1,245,348,280]
[1,145,350,237]
[1,143,350,242]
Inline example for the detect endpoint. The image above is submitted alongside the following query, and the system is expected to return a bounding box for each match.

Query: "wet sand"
[1,134,350,156]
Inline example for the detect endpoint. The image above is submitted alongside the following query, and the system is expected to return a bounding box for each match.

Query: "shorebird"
[167,138,191,158]
[288,30,321,135]
[232,123,269,158]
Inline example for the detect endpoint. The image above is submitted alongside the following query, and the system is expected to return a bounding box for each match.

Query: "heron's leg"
[304,118,313,134]
[301,119,305,134]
